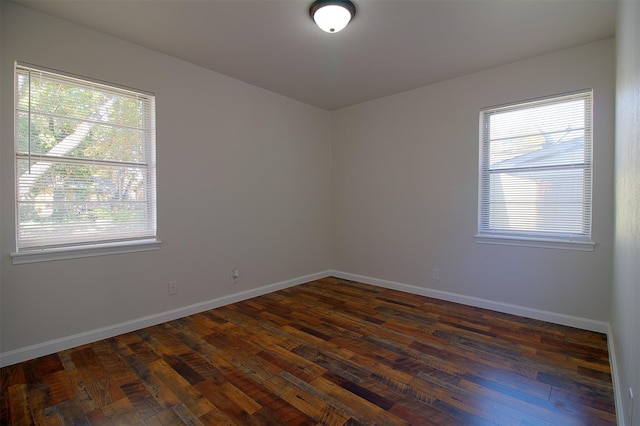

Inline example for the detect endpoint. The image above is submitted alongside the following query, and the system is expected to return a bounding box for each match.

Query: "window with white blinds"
[477,91,593,247]
[14,63,157,253]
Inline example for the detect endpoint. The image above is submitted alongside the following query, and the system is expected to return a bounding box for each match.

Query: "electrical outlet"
[168,281,178,295]
[231,268,240,283]
[432,268,440,281]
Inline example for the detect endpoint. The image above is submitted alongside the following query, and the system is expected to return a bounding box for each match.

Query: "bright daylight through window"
[477,91,594,249]
[14,64,157,257]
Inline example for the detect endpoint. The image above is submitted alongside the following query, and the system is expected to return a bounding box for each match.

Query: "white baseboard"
[607,326,626,426]
[330,270,609,333]
[0,271,332,367]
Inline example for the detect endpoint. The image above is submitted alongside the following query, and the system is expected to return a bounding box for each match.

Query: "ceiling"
[10,0,617,110]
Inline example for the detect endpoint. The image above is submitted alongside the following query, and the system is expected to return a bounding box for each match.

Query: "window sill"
[10,239,161,264]
[474,234,595,251]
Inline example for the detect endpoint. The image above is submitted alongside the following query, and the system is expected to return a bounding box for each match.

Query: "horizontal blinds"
[15,64,156,251]
[479,91,592,240]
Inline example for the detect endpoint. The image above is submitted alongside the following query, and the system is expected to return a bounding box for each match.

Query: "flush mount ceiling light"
[309,0,356,33]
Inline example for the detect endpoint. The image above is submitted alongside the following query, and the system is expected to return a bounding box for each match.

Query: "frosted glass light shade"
[309,0,356,33]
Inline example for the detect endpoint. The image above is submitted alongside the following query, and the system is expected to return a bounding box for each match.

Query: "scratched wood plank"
[7,384,32,425]
[68,346,114,409]
[308,373,409,425]
[147,358,214,419]
[0,277,616,425]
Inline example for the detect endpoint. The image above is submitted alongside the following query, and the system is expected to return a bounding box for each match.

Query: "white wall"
[332,39,615,325]
[0,2,332,360]
[0,1,618,368]
[611,0,640,424]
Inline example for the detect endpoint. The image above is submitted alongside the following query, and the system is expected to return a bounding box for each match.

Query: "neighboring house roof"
[493,136,585,171]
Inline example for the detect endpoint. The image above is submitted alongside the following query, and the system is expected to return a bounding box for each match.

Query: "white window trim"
[474,234,595,251]
[10,239,161,265]
[13,62,158,260]
[476,90,595,251]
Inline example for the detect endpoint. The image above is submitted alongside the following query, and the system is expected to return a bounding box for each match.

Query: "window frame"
[11,63,160,264]
[475,90,596,251]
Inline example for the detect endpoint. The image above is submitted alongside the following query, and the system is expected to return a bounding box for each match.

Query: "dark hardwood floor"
[1,277,616,425]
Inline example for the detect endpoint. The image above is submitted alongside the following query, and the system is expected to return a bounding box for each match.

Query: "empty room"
[1,0,638,424]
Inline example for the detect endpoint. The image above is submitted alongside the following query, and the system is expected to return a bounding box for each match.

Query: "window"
[13,63,157,260]
[477,91,594,250]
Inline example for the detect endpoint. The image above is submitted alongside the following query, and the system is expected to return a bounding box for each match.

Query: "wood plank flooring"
[1,277,616,425]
